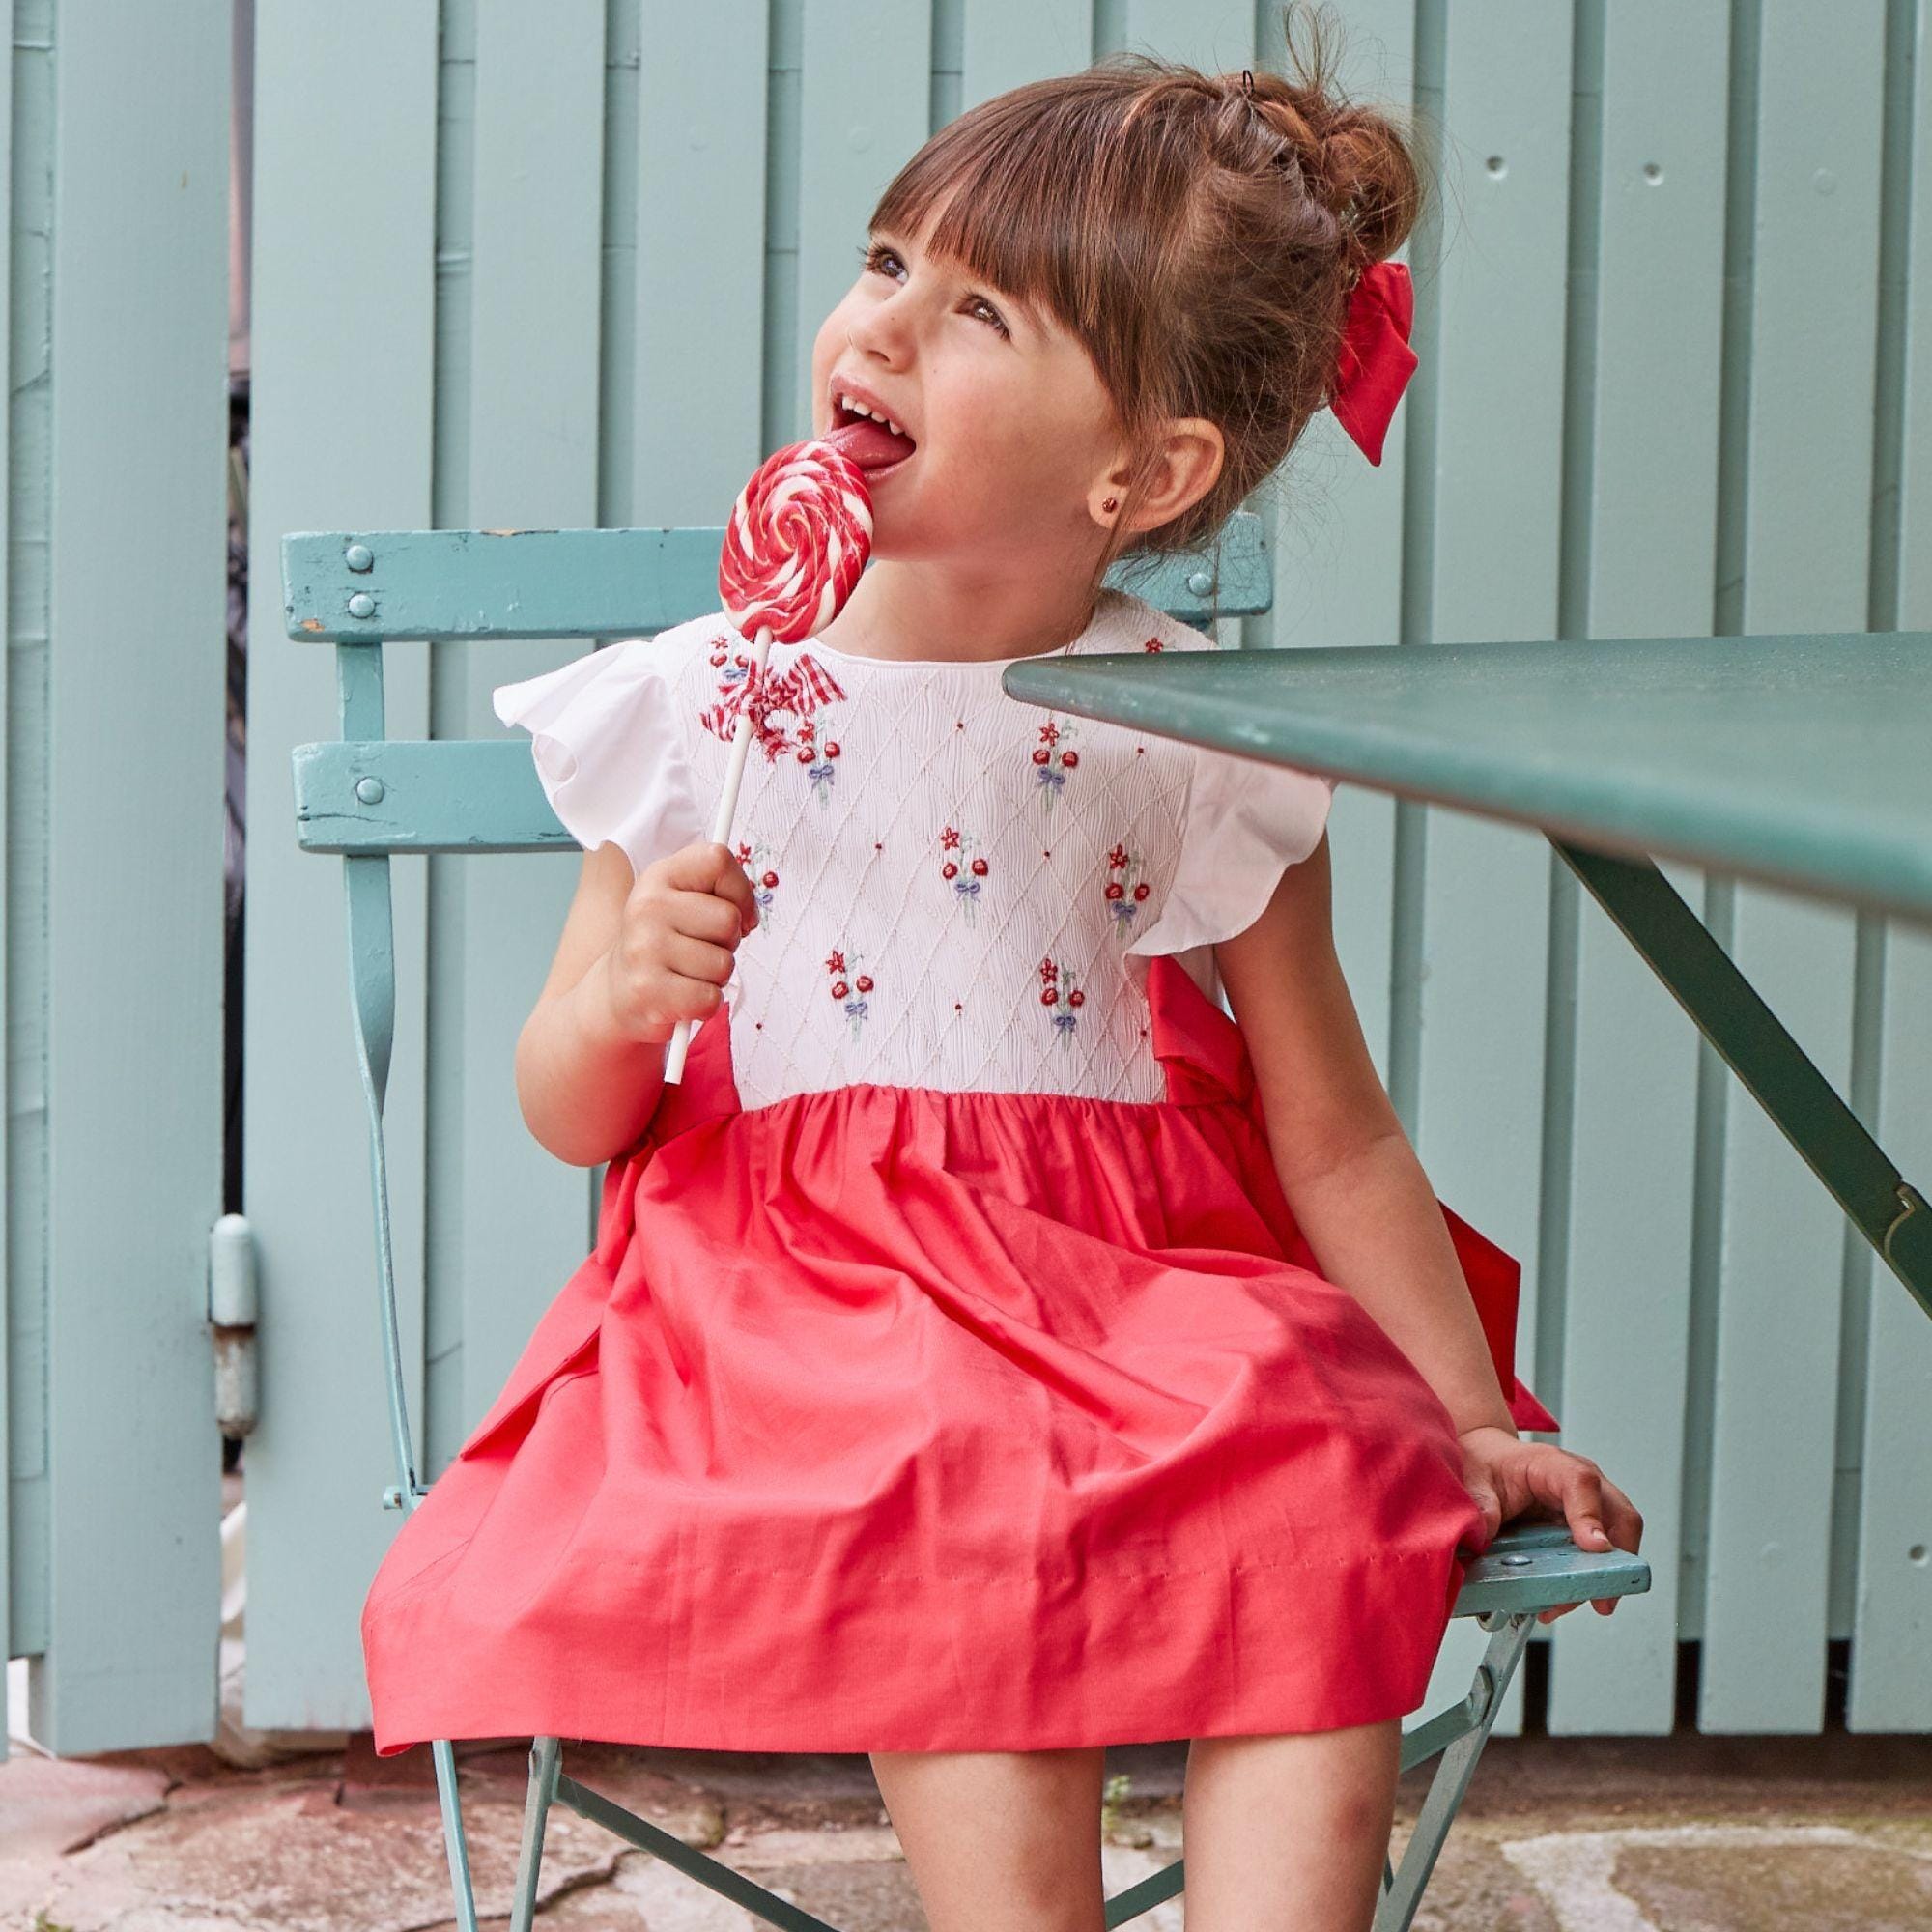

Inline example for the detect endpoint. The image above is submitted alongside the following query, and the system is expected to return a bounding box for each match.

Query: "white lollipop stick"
[662,621,772,1084]
[659,432,871,1088]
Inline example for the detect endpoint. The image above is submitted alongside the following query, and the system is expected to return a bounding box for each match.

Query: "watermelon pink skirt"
[360,952,1556,1756]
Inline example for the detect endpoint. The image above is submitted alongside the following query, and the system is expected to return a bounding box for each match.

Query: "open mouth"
[826,397,919,477]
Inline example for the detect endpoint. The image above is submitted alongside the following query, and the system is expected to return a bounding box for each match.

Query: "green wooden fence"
[5,0,1928,1758]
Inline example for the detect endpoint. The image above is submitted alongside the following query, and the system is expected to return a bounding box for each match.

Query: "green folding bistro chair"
[284,514,1651,1932]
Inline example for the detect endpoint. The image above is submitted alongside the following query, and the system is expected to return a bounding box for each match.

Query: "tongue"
[825,417,917,470]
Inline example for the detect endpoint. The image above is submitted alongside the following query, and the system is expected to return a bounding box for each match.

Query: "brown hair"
[868,2,1428,597]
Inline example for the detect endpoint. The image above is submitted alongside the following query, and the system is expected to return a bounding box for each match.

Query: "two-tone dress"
[358,584,1558,1757]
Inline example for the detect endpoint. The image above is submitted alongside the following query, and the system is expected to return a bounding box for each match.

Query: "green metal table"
[1005,629,1932,1323]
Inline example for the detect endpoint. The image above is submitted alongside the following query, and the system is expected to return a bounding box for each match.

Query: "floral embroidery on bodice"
[490,586,1338,1116]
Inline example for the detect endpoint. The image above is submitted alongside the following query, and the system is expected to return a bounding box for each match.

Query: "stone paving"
[7,1719,1932,1930]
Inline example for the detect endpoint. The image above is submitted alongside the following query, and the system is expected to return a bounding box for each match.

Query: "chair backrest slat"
[295,738,583,855]
[284,514,1271,644]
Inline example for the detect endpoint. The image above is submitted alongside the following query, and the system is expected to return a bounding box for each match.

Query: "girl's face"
[810,200,1123,572]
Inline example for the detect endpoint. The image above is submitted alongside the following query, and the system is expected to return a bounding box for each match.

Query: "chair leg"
[430,1737,481,1932]
[510,1737,564,1932]
[1373,1612,1534,1932]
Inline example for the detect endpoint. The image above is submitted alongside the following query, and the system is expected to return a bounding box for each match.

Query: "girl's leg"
[868,1746,1109,1932]
[1181,1719,1402,1931]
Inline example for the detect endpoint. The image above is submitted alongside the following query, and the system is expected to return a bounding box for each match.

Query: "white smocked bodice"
[492,587,1335,1114]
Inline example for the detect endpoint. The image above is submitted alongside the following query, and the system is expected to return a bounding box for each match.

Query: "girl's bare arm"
[515,839,754,1168]
[1213,830,1518,1438]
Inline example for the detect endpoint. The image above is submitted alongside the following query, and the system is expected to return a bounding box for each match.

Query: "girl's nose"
[845,301,911,367]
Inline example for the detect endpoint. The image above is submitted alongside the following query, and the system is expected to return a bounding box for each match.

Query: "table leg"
[1551,840,1931,1322]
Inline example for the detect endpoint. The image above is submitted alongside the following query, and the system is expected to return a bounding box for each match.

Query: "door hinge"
[210,1212,259,1440]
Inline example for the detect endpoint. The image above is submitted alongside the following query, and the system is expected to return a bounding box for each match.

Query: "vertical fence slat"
[4,1,52,1698]
[1122,1,1251,69]
[1857,918,1932,1725]
[1845,0,1932,1733]
[1291,0,1413,1120]
[793,4,933,440]
[1545,0,1730,1737]
[33,0,231,1752]
[0,0,19,1766]
[1411,1,1573,1737]
[960,0,1091,108]
[634,1,769,524]
[440,0,609,1482]
[243,0,440,1732]
[1698,0,1886,1732]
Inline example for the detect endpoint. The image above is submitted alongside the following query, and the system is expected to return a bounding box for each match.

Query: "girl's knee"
[1186,1720,1401,1828]
[869,1747,1109,1932]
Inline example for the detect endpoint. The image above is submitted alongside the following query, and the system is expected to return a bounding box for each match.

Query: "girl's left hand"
[1457,1424,1644,1623]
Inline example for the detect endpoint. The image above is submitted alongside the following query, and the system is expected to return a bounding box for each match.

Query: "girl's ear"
[1090,419,1225,536]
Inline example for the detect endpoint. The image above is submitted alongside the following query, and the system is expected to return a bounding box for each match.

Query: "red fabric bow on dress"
[1329,259,1417,467]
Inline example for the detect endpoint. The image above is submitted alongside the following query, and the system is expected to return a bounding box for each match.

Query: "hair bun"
[1229,38,1415,273]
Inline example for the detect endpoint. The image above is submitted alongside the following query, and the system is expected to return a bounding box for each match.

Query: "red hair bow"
[1329,259,1417,466]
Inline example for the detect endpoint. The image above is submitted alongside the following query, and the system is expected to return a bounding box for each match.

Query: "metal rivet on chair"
[345,542,375,572]
[1501,1553,1532,1568]
[348,591,377,619]
[356,777,385,806]
[1186,569,1212,596]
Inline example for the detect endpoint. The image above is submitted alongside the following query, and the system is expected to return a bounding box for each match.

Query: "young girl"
[362,14,1639,1929]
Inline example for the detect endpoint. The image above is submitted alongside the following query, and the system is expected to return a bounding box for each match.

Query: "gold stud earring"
[1101,496,1119,513]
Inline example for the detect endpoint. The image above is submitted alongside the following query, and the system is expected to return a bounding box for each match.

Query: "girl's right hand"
[598,839,759,1047]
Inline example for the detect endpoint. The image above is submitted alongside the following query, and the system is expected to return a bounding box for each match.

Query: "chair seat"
[1454,1519,1650,1619]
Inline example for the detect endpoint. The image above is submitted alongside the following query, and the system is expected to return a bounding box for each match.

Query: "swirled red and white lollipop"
[718,438,871,642]
[663,435,874,1083]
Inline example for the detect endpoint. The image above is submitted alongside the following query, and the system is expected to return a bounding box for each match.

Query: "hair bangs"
[869,86,1123,344]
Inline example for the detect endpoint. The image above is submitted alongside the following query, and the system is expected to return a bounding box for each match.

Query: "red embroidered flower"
[1103,841,1152,936]
[1039,955,1083,1045]
[1034,718,1079,808]
[941,825,989,923]
[827,945,873,1041]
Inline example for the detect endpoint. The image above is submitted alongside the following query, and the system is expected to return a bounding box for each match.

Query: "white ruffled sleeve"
[1124,744,1339,961]
[490,638,708,876]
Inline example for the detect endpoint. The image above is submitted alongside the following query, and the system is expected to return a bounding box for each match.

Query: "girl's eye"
[859,242,1011,339]
[967,294,1012,339]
